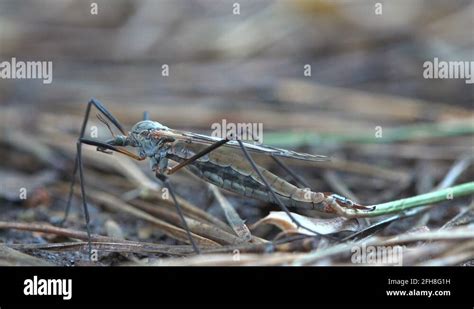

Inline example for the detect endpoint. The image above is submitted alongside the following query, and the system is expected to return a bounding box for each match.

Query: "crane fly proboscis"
[64,99,375,257]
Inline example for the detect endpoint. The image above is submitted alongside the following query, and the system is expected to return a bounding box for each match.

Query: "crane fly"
[64,99,375,257]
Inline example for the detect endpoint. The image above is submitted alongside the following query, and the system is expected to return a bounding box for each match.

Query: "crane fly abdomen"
[167,141,330,213]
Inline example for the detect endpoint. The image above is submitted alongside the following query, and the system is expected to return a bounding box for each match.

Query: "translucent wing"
[165,129,329,162]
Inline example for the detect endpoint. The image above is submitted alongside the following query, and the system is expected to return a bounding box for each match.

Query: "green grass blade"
[367,182,474,217]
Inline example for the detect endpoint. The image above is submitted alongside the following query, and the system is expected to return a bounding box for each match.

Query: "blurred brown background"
[1,0,473,125]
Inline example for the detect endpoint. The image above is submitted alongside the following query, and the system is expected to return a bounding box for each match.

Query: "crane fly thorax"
[125,120,177,174]
[126,120,169,157]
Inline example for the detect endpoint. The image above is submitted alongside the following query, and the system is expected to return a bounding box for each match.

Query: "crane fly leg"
[166,138,230,175]
[79,138,145,161]
[75,141,92,257]
[62,98,128,259]
[156,174,200,254]
[270,155,311,189]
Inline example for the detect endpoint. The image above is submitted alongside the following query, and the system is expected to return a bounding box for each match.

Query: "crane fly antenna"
[96,113,116,138]
[96,113,117,154]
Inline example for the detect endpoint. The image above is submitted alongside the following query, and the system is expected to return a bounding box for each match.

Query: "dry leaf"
[251,211,359,235]
[208,184,252,242]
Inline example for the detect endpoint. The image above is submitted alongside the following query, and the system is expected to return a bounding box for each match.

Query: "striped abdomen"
[167,143,328,211]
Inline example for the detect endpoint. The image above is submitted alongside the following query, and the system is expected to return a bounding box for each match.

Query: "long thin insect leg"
[76,141,92,257]
[80,138,145,160]
[64,99,127,223]
[63,98,127,258]
[60,156,78,225]
[235,139,336,240]
[271,155,311,189]
[242,126,310,189]
[156,174,200,254]
[74,136,197,253]
[167,138,230,175]
[64,99,129,223]
[86,98,127,135]
[68,138,144,258]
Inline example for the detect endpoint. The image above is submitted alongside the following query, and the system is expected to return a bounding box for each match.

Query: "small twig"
[293,226,474,266]
[0,221,114,242]
[208,184,252,243]
[131,199,245,245]
[86,188,220,247]
[0,245,54,266]
[9,241,193,256]
[435,153,473,190]
[441,201,474,230]
[0,221,196,255]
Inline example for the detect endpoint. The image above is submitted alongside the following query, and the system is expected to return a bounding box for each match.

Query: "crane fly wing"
[165,129,330,162]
